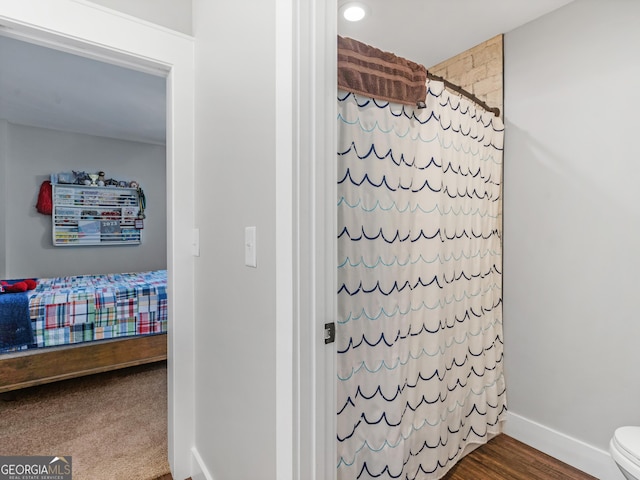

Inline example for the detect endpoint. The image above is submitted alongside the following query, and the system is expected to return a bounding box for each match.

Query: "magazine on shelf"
[78,220,101,243]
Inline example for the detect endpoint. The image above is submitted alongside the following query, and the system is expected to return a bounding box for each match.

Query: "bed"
[0,269,167,393]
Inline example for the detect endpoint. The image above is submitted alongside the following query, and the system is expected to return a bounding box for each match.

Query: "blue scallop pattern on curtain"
[336,80,506,480]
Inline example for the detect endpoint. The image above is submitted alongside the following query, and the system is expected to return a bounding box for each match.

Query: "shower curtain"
[336,55,505,479]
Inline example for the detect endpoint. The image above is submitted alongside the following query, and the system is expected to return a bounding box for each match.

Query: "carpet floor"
[0,361,170,480]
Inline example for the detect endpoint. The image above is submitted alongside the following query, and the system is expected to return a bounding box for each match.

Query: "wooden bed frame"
[0,333,167,393]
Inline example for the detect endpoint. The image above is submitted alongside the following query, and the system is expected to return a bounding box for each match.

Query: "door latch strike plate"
[324,322,335,344]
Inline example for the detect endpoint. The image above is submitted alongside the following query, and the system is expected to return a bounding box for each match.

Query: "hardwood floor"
[156,434,597,480]
[442,434,598,480]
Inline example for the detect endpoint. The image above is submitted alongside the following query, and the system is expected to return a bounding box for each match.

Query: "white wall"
[191,1,278,479]
[503,1,640,477]
[87,0,192,35]
[2,122,166,278]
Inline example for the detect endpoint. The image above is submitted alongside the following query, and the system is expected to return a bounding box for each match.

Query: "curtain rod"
[426,72,501,118]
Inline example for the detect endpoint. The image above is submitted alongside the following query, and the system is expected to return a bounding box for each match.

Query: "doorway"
[0,5,195,479]
[0,30,169,475]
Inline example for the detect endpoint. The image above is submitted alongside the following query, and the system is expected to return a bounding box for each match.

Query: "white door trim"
[276,1,294,479]
[291,0,337,478]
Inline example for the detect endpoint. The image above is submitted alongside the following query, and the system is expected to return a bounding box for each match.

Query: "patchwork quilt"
[1,270,167,351]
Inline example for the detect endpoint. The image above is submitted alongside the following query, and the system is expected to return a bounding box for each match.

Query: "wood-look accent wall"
[428,34,503,115]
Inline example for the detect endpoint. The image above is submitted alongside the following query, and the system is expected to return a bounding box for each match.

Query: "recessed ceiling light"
[341,2,368,22]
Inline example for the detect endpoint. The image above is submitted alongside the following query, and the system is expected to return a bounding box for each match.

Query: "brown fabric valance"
[338,35,427,107]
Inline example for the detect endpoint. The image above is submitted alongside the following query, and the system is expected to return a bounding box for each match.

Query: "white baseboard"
[188,414,623,480]
[190,447,214,480]
[503,411,622,480]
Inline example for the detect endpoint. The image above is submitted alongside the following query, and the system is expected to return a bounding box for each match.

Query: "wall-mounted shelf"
[52,184,142,246]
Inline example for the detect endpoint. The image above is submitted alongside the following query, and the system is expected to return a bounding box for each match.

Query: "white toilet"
[610,427,640,479]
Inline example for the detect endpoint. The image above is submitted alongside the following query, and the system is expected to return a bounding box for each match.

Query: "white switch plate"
[245,226,257,267]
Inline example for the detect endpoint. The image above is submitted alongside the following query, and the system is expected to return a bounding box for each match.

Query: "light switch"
[245,226,257,267]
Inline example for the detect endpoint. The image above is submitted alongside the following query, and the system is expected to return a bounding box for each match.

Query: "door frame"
[290,0,337,478]
[0,3,195,479]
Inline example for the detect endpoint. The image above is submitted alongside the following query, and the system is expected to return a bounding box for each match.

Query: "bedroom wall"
[503,1,640,477]
[2,122,167,278]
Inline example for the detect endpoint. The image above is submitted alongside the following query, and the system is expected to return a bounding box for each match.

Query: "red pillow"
[3,281,27,293]
[0,278,37,293]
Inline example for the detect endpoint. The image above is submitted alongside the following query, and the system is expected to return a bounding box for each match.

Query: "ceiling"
[0,34,167,145]
[339,0,575,69]
[0,1,574,146]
